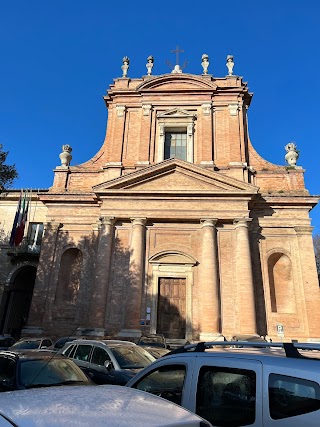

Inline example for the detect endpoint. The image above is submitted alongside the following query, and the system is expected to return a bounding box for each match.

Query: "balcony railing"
[2,237,42,256]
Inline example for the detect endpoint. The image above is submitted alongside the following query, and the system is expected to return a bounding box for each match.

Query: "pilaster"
[118,218,147,337]
[233,217,257,334]
[199,219,222,340]
[89,217,115,334]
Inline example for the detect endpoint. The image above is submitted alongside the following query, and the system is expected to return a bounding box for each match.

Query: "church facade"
[1,55,319,342]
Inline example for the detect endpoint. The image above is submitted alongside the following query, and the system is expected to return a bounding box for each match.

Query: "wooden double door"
[157,277,186,339]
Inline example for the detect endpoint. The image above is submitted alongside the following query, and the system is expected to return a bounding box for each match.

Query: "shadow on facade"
[2,221,195,341]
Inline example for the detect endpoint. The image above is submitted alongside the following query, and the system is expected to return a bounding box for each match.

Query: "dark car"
[9,337,53,351]
[0,335,15,350]
[0,350,92,392]
[137,334,171,358]
[61,339,156,385]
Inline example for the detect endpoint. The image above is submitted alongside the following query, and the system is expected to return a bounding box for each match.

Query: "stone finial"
[146,55,154,76]
[285,142,299,166]
[171,64,182,74]
[121,56,130,78]
[226,55,234,76]
[201,54,209,74]
[59,144,72,167]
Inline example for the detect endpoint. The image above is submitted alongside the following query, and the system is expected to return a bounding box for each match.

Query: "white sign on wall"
[276,324,284,336]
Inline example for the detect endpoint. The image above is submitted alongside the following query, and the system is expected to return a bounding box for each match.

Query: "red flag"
[14,191,29,246]
[9,191,22,247]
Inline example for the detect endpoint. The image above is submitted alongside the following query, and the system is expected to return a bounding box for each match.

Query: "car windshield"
[11,340,41,350]
[110,346,155,369]
[19,358,89,388]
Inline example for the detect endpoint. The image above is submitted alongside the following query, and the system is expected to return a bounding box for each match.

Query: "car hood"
[0,385,211,426]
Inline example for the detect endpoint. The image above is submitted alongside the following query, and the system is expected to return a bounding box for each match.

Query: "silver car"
[0,385,213,426]
[127,341,320,427]
[61,339,155,385]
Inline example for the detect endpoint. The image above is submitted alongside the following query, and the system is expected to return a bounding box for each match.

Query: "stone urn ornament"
[201,54,209,74]
[146,55,154,75]
[59,144,72,167]
[121,56,130,78]
[285,142,299,166]
[226,55,234,76]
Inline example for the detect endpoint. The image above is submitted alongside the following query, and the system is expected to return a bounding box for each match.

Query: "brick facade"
[0,68,319,342]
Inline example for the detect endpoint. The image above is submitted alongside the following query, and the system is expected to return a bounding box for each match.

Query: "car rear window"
[269,373,320,419]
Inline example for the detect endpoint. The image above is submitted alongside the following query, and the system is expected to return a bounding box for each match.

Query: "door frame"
[149,258,195,341]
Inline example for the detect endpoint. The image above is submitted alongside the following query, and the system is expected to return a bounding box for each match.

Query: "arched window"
[268,253,296,313]
[56,248,83,304]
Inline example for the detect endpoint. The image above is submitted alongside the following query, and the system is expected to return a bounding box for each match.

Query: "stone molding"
[201,103,212,116]
[142,104,152,116]
[294,225,314,235]
[116,105,126,117]
[228,104,239,116]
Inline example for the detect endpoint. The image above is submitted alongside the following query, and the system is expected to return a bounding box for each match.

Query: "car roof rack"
[165,341,320,360]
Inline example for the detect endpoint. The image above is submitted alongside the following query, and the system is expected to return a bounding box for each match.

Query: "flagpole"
[9,190,22,247]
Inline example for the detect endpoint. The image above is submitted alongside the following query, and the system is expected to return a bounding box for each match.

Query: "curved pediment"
[149,250,197,265]
[137,74,217,92]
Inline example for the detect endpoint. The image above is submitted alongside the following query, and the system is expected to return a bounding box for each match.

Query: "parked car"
[0,335,15,350]
[61,339,156,385]
[0,385,212,427]
[0,350,92,391]
[127,341,320,427]
[9,337,53,351]
[137,334,171,358]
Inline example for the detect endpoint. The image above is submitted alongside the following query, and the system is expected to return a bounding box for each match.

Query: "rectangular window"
[196,366,256,427]
[27,223,44,246]
[73,345,92,362]
[269,373,320,419]
[165,132,187,161]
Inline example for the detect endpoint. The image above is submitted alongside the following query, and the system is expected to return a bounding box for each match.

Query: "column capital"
[233,217,252,228]
[200,219,218,228]
[130,218,147,227]
[99,216,115,227]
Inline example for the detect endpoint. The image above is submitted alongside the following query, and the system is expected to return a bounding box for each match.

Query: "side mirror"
[104,360,114,371]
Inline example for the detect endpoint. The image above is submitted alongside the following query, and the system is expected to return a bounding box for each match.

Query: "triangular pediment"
[93,159,259,196]
[157,108,196,119]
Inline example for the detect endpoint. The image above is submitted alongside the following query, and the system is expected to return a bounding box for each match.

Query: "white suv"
[126,341,320,427]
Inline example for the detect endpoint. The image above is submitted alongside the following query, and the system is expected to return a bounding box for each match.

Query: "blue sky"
[1,1,319,234]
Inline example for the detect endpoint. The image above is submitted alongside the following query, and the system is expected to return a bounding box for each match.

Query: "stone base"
[199,332,225,342]
[117,329,142,339]
[76,327,106,337]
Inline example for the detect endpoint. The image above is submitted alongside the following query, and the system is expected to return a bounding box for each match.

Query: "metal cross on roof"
[171,45,184,66]
[166,45,188,72]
